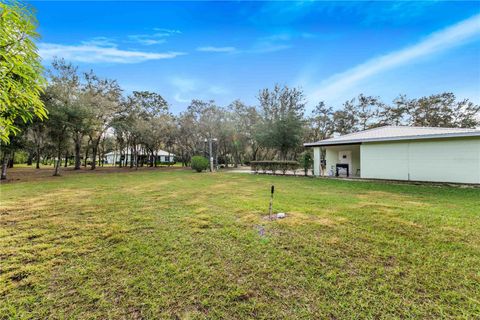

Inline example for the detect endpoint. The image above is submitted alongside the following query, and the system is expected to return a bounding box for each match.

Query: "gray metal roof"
[304,125,480,147]
[105,148,175,156]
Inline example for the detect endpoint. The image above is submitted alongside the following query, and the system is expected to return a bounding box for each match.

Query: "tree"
[331,95,382,134]
[111,112,131,167]
[377,95,409,126]
[43,88,69,176]
[255,85,305,160]
[25,117,47,169]
[83,72,122,170]
[0,1,46,143]
[47,59,90,170]
[355,94,379,130]
[128,91,169,167]
[299,151,313,176]
[69,87,93,170]
[1,119,28,179]
[308,101,334,142]
[332,99,357,135]
[409,93,480,128]
[175,110,198,166]
[228,100,260,164]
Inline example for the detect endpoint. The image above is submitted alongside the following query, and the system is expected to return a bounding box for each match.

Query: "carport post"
[313,147,321,177]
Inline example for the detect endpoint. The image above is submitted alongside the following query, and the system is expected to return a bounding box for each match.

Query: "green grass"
[1,170,479,319]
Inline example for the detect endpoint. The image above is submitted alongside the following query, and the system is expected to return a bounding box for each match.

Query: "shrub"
[156,161,176,166]
[299,152,313,176]
[250,160,300,175]
[191,156,209,172]
[13,151,29,164]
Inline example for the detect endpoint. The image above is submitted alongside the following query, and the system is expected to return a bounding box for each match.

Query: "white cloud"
[128,28,181,46]
[247,33,296,54]
[170,76,229,104]
[127,36,167,46]
[81,36,116,47]
[171,76,198,92]
[307,14,480,102]
[196,46,237,53]
[249,43,291,53]
[195,32,312,55]
[38,42,185,64]
[173,93,191,104]
[153,28,181,34]
[208,85,230,95]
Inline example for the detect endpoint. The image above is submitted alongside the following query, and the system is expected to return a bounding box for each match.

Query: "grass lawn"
[1,169,479,319]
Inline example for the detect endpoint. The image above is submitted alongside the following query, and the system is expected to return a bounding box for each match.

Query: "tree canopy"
[0,0,46,143]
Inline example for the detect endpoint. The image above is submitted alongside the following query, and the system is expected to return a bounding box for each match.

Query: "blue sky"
[32,1,480,113]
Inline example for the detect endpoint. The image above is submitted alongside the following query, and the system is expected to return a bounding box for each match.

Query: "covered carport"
[305,126,480,184]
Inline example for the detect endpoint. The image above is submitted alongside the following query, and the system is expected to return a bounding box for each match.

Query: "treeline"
[1,59,479,179]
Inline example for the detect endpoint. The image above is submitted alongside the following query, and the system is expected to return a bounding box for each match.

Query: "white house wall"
[360,138,480,184]
[360,143,409,180]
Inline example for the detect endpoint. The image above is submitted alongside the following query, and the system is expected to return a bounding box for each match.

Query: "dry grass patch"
[1,169,479,319]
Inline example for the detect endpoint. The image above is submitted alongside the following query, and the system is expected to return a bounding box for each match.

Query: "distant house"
[304,126,480,184]
[105,148,175,165]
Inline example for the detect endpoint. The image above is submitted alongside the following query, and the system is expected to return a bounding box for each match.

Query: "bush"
[191,156,209,172]
[156,161,176,166]
[13,151,29,164]
[299,152,313,176]
[250,160,300,175]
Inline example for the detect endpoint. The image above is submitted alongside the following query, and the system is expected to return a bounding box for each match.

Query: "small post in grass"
[268,185,274,220]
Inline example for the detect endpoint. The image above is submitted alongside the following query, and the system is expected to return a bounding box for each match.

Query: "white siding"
[361,138,480,184]
[360,143,409,180]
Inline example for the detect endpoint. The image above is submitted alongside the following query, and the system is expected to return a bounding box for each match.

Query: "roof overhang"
[304,131,480,147]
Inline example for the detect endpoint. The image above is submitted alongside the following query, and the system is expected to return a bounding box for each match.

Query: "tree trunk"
[130,146,134,168]
[36,146,41,169]
[27,153,33,166]
[8,152,14,168]
[84,146,90,167]
[90,137,101,170]
[64,150,68,167]
[252,146,259,161]
[135,147,139,170]
[74,135,82,170]
[91,146,97,170]
[1,153,9,180]
[234,150,239,168]
[53,148,61,176]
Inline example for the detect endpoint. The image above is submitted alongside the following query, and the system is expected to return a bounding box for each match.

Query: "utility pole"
[204,139,208,158]
[208,138,214,172]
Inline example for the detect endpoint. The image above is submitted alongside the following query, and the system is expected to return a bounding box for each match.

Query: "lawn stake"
[268,185,274,220]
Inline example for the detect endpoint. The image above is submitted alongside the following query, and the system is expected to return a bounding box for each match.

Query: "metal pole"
[215,143,218,170]
[209,138,213,172]
[268,185,274,220]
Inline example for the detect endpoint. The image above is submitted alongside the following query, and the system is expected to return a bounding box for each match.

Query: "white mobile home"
[105,148,175,165]
[304,126,480,184]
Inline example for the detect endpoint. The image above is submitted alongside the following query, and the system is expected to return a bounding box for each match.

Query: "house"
[304,126,480,184]
[105,148,175,165]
